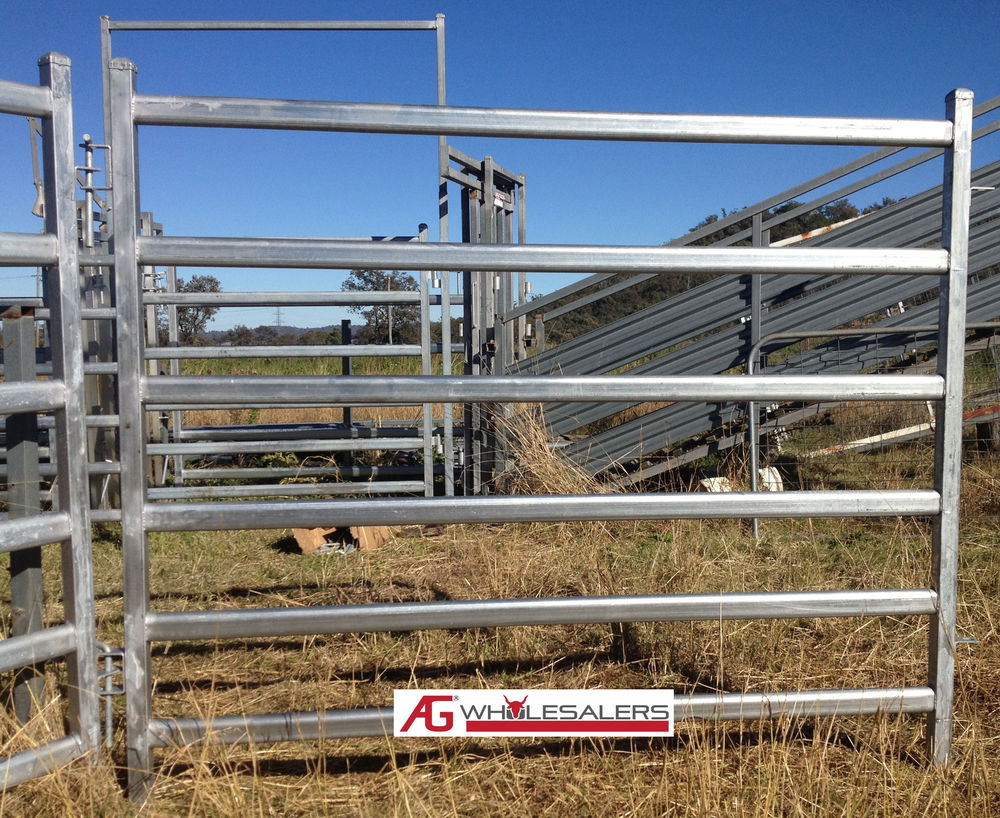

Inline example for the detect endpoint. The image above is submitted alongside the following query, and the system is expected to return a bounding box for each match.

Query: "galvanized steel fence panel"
[98,40,975,801]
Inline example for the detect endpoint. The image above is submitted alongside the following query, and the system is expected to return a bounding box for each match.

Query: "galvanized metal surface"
[0,735,90,789]
[145,589,937,640]
[0,23,972,795]
[927,89,974,764]
[0,231,58,265]
[142,490,941,532]
[0,382,66,415]
[144,374,944,405]
[0,624,77,674]
[135,235,948,276]
[131,92,953,146]
[38,51,101,754]
[145,687,935,749]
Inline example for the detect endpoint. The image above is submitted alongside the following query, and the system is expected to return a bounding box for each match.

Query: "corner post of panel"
[927,88,973,765]
[99,17,112,165]
[108,56,155,799]
[38,51,101,755]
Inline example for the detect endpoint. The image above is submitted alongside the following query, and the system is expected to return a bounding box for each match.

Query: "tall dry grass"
[1,414,998,815]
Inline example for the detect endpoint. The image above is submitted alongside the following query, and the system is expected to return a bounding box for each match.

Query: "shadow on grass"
[154,720,923,783]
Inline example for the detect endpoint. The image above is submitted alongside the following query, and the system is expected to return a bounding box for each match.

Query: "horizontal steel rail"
[135,235,949,276]
[0,461,120,478]
[181,465,425,479]
[0,231,58,266]
[147,437,424,456]
[0,624,77,674]
[0,513,72,553]
[0,78,52,117]
[175,423,421,441]
[0,735,90,789]
[519,96,999,318]
[148,481,426,500]
[145,344,428,359]
[144,374,944,405]
[145,687,935,748]
[145,589,937,640]
[130,93,953,146]
[144,290,434,306]
[142,490,941,532]
[107,19,440,31]
[0,381,66,415]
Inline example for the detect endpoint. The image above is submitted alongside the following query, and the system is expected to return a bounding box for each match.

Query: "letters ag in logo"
[394,693,458,736]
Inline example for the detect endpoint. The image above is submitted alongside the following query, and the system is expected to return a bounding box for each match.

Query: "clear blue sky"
[2,0,999,330]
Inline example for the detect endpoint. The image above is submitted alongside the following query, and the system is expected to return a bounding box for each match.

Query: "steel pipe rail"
[144,290,433,306]
[147,437,424,456]
[175,424,421,441]
[0,77,52,117]
[144,343,426,359]
[0,735,90,789]
[135,235,949,276]
[0,513,72,553]
[148,481,426,500]
[145,589,938,641]
[0,381,66,415]
[0,623,77,674]
[130,93,953,147]
[143,490,940,532]
[145,686,934,749]
[0,231,58,266]
[181,465,425,479]
[144,374,945,406]
[108,19,439,31]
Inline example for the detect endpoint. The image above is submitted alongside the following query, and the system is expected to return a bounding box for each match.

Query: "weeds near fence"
[1,415,999,814]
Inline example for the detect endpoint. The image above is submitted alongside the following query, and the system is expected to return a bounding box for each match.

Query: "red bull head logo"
[504,695,528,718]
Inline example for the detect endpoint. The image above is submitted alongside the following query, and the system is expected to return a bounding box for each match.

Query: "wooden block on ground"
[292,526,338,555]
[350,525,393,551]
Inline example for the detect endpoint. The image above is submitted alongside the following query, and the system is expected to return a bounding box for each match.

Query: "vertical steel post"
[419,223,434,496]
[166,266,182,483]
[516,174,527,362]
[462,186,481,494]
[749,212,764,539]
[39,52,100,753]
[480,158,497,491]
[927,88,973,764]
[4,308,45,722]
[341,319,353,428]
[435,13,454,496]
[109,57,154,799]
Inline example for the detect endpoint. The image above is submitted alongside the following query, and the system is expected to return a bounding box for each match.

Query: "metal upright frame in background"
[101,17,451,500]
[443,146,527,493]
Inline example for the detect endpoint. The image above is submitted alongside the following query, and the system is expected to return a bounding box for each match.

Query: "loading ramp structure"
[519,97,1000,482]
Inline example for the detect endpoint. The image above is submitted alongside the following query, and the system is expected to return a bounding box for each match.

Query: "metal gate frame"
[0,54,100,786]
[104,42,973,801]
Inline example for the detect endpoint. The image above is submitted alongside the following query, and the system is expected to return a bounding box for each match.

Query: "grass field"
[1,423,998,816]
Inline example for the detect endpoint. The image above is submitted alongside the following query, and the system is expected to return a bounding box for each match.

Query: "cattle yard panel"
[0,54,100,787]
[98,43,975,800]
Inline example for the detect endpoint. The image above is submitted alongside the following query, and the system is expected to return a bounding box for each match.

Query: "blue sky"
[2,0,999,330]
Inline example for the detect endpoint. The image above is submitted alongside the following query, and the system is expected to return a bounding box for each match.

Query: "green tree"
[176,274,222,344]
[343,269,420,344]
[225,324,254,345]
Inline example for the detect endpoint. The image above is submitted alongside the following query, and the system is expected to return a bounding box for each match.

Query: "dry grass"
[1,416,999,815]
